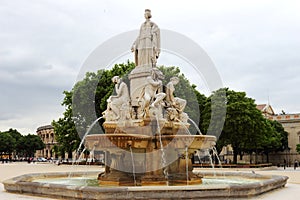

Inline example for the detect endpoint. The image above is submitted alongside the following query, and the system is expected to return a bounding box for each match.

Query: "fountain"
[3,9,288,199]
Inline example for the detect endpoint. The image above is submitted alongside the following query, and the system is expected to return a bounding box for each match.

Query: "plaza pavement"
[0,162,300,199]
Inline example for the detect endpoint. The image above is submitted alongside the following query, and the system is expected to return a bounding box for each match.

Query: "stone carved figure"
[165,77,187,122]
[138,68,166,118]
[131,9,160,67]
[103,76,130,121]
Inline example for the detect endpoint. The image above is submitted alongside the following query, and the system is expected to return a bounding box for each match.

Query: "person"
[105,76,130,120]
[165,77,187,114]
[283,159,286,170]
[131,9,160,68]
[294,160,298,170]
[138,68,165,118]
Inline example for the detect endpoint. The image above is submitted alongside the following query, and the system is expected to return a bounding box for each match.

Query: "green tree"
[202,88,268,164]
[269,120,288,151]
[18,134,44,157]
[296,144,300,154]
[52,90,80,159]
[4,129,23,158]
[0,131,16,155]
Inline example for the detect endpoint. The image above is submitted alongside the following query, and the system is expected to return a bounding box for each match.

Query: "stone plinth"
[128,66,152,107]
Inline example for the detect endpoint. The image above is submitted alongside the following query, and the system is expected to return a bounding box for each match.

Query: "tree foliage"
[201,88,287,164]
[18,134,45,157]
[52,90,80,159]
[0,129,44,158]
[296,144,300,154]
[0,131,16,154]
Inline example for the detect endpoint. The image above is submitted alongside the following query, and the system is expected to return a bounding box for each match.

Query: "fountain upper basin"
[85,133,216,151]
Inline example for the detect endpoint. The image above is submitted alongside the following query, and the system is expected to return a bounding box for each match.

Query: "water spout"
[68,147,87,178]
[77,116,103,154]
[185,146,189,185]
[154,109,169,183]
[129,146,137,186]
[176,118,191,135]
[188,118,202,135]
[87,146,96,165]
[206,149,215,175]
[212,147,222,168]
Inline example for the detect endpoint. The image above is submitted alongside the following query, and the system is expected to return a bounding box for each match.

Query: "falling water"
[129,146,137,186]
[206,149,216,176]
[68,147,87,178]
[69,116,103,178]
[212,147,225,178]
[154,111,169,183]
[76,116,103,154]
[196,150,202,167]
[212,147,222,168]
[177,119,191,135]
[188,118,202,135]
[185,146,189,185]
[87,146,96,165]
[76,147,87,164]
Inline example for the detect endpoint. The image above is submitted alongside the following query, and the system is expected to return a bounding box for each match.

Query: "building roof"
[256,104,275,116]
[256,104,267,111]
[36,125,54,132]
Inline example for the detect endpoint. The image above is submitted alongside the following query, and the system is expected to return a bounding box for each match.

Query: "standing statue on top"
[131,9,160,68]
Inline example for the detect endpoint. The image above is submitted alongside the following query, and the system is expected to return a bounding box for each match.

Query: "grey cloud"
[1,0,300,133]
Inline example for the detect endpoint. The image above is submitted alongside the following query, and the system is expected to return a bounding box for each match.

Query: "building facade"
[36,125,57,159]
[255,104,300,165]
[267,113,300,165]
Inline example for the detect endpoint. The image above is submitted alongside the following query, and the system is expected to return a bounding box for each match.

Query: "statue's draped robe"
[134,21,160,67]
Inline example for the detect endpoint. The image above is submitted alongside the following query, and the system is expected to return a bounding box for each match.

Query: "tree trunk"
[233,150,238,164]
[239,153,243,160]
[61,151,65,159]
[266,152,269,163]
[68,150,73,161]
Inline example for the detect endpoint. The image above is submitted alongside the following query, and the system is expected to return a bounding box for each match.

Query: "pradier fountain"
[3,9,288,200]
[83,8,216,186]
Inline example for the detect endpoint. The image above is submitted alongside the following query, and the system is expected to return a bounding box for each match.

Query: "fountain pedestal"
[85,119,216,186]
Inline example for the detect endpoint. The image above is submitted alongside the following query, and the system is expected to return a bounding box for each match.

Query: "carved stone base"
[141,175,168,186]
[98,169,203,186]
[98,170,136,186]
[168,172,203,186]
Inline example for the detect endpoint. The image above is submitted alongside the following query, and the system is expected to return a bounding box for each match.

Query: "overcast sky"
[1,0,300,134]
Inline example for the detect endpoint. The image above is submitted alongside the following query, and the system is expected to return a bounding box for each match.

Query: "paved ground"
[1,162,300,199]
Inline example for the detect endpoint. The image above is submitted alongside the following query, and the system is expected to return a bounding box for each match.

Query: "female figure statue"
[131,9,160,68]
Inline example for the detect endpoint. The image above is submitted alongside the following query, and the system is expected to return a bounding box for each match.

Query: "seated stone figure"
[165,77,187,122]
[138,68,166,118]
[103,76,131,121]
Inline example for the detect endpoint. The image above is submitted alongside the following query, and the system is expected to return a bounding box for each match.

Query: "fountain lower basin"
[3,171,288,199]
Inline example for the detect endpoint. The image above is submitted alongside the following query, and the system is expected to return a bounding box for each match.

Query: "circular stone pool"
[33,176,262,187]
[3,171,288,199]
